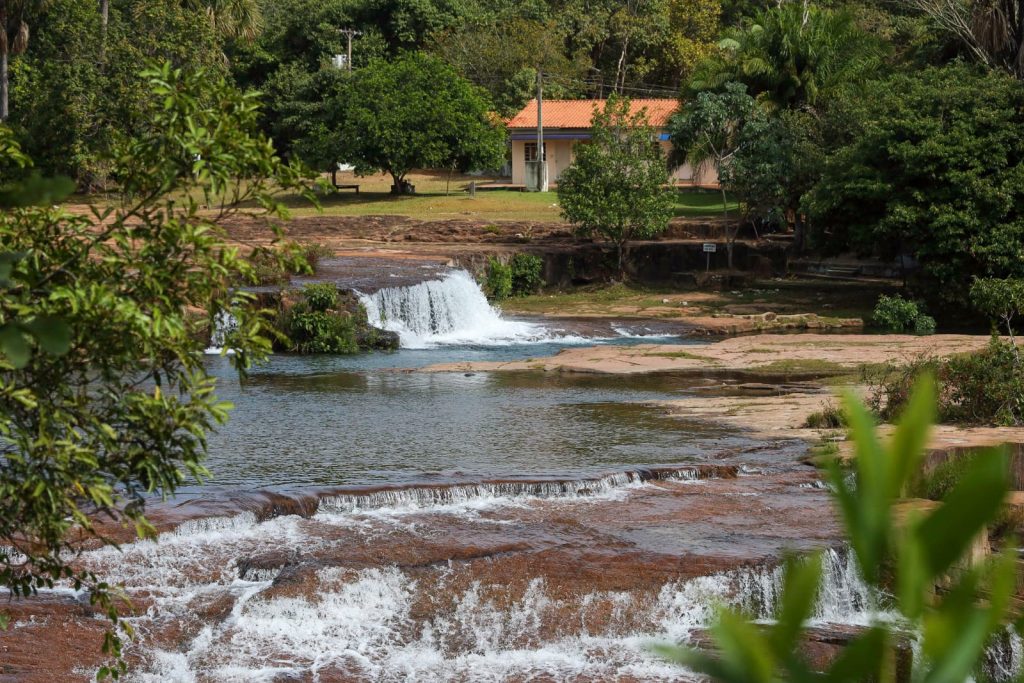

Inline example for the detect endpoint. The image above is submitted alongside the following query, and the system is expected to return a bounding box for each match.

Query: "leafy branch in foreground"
[0,62,315,677]
[657,375,1019,681]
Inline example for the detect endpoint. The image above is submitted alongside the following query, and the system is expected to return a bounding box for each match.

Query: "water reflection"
[199,347,760,492]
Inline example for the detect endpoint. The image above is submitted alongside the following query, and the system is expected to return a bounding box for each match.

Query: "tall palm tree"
[689,3,885,110]
[0,0,44,120]
[183,0,262,43]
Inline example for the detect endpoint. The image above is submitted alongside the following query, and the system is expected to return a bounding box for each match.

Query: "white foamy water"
[358,270,549,348]
[204,311,238,355]
[78,481,885,683]
[114,542,878,683]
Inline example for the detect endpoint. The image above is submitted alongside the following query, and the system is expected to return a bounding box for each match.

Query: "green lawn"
[67,171,736,223]
[275,171,734,222]
[672,189,738,217]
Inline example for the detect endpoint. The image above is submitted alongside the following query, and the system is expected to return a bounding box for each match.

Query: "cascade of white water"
[316,466,731,515]
[358,270,544,348]
[204,311,238,355]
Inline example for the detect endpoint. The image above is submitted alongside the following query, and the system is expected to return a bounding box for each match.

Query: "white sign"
[703,243,717,253]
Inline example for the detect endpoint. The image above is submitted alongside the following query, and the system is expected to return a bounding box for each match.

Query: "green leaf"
[888,373,935,498]
[0,324,30,368]
[915,448,1008,580]
[24,317,71,356]
[771,552,822,655]
[822,627,888,682]
[0,173,75,208]
[711,609,777,683]
[0,251,24,285]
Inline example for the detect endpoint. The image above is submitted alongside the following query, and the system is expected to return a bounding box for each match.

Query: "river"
[4,268,1014,682]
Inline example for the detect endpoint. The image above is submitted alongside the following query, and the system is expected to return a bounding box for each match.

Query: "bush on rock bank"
[276,283,398,354]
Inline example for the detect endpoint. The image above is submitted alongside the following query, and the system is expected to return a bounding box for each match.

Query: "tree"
[804,64,1024,307]
[668,82,756,270]
[430,17,589,117]
[659,376,1022,682]
[689,3,885,111]
[183,0,262,42]
[326,51,506,193]
[903,0,1024,78]
[0,62,313,673]
[558,95,673,276]
[9,0,225,187]
[0,0,45,120]
[725,108,824,252]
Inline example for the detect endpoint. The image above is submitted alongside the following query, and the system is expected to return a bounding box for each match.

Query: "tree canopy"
[322,51,506,191]
[558,95,673,274]
[0,62,314,668]
[804,64,1024,305]
[688,3,886,110]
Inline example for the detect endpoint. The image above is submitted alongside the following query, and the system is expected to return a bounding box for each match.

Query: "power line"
[541,72,680,98]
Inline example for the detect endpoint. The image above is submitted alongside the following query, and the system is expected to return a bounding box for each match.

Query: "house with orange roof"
[505,98,718,189]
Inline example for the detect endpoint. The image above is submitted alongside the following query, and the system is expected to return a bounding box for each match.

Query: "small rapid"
[358,269,551,348]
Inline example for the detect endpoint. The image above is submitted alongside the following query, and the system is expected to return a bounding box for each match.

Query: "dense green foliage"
[971,277,1024,340]
[689,3,885,110]
[668,83,755,267]
[871,294,935,335]
[485,253,544,300]
[805,65,1024,306]
[510,253,544,296]
[310,52,506,190]
[0,63,313,668]
[558,96,672,275]
[873,339,1024,426]
[9,0,224,187]
[279,283,366,354]
[660,377,1021,681]
[484,256,513,300]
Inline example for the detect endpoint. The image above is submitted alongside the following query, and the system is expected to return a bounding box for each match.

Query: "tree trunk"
[792,211,805,254]
[100,0,109,51]
[391,172,412,194]
[617,240,627,279]
[1,49,8,122]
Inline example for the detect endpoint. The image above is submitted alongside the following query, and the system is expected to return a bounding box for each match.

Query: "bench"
[330,168,360,193]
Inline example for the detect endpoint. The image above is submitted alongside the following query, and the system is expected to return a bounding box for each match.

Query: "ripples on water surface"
[199,338,764,491]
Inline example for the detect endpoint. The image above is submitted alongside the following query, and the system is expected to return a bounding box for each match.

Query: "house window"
[524,142,546,162]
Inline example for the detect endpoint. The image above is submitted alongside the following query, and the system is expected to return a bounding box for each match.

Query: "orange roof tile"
[506,98,679,129]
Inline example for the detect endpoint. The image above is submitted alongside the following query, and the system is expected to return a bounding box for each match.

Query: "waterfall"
[204,311,238,355]
[358,270,544,348]
[316,466,738,515]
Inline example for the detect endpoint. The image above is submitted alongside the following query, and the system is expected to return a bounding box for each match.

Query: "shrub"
[871,294,934,334]
[908,455,974,501]
[286,310,357,354]
[302,243,334,270]
[803,402,847,429]
[301,283,338,312]
[484,256,513,300]
[510,253,544,296]
[872,338,1024,425]
[914,314,937,335]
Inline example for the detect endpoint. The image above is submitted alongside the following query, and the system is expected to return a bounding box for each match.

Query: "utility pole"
[535,69,548,192]
[338,28,361,72]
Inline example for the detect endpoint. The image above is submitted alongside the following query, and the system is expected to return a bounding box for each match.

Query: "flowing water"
[6,269,1010,682]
